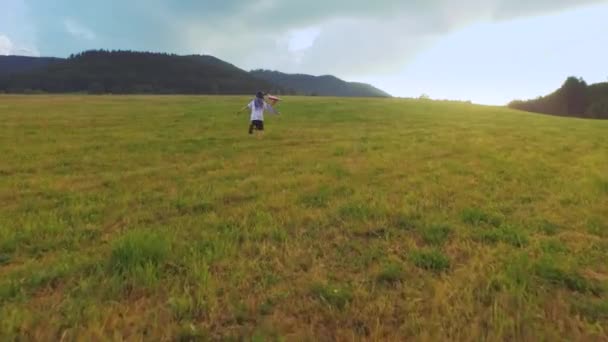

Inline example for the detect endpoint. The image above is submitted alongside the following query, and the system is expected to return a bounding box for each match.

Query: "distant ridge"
[0,50,276,94]
[250,69,391,97]
[0,55,64,76]
[0,50,390,97]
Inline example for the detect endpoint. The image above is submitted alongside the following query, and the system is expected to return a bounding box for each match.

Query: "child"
[237,92,279,136]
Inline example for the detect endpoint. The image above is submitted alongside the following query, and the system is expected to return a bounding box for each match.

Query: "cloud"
[0,35,13,55]
[286,27,321,52]
[0,0,39,56]
[357,3,608,104]
[0,34,39,56]
[64,19,96,40]
[161,0,605,76]
[15,0,607,76]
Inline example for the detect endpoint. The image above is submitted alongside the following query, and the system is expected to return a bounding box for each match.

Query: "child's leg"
[249,122,254,134]
[257,121,264,139]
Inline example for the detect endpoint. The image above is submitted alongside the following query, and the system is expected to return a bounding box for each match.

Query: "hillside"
[0,51,279,94]
[0,52,390,97]
[509,76,608,119]
[1,95,606,340]
[250,70,391,97]
[0,55,63,77]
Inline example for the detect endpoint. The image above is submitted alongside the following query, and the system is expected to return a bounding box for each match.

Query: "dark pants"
[249,120,264,134]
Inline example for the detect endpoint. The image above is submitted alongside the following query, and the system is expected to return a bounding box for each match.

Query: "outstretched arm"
[264,103,280,115]
[236,105,249,115]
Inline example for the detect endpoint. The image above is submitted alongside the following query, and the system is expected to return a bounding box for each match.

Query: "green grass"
[109,230,170,288]
[471,225,530,248]
[535,258,603,295]
[461,207,503,227]
[410,249,451,272]
[310,283,353,310]
[376,262,405,284]
[0,95,607,340]
[420,223,452,246]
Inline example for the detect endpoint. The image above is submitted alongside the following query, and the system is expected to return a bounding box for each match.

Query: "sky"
[1,0,607,104]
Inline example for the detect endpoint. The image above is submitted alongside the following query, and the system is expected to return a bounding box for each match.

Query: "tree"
[561,76,587,115]
[507,76,602,119]
[586,99,608,119]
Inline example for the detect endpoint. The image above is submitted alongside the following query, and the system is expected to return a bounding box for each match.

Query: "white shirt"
[248,100,276,121]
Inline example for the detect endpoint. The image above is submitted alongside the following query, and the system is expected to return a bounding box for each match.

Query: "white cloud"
[64,19,96,40]
[6,0,605,75]
[0,34,39,56]
[0,35,14,55]
[357,3,608,104]
[286,27,321,52]
[170,0,605,77]
[0,0,39,56]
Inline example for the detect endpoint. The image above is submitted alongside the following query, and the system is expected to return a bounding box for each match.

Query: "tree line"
[509,77,608,119]
[0,50,389,97]
[0,50,280,95]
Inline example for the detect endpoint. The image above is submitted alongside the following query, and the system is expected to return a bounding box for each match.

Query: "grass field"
[1,95,607,340]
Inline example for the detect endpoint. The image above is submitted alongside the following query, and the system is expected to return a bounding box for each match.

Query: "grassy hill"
[250,70,391,97]
[0,96,606,340]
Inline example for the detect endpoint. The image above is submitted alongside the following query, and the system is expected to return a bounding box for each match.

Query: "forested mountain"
[0,56,63,76]
[0,51,390,97]
[0,51,279,94]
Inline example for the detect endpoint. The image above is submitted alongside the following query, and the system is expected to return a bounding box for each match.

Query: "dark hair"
[254,92,265,109]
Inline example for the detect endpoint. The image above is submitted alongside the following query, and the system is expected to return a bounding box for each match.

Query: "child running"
[237,91,279,137]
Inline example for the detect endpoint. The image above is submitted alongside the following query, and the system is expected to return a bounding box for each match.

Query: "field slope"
[1,96,607,340]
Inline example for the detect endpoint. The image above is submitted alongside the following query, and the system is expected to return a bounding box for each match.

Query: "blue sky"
[1,0,607,104]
